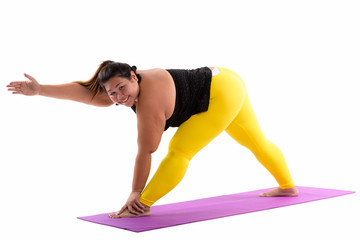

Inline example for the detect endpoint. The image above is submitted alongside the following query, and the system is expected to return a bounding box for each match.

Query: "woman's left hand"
[110,191,145,218]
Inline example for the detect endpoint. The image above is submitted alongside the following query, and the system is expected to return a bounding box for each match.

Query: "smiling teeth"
[119,96,129,104]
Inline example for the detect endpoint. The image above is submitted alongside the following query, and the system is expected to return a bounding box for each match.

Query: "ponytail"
[73,60,114,99]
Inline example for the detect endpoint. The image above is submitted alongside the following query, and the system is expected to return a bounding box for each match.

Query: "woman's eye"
[119,86,124,90]
[110,92,115,96]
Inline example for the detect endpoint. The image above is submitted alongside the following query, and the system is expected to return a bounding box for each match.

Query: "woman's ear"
[131,71,138,82]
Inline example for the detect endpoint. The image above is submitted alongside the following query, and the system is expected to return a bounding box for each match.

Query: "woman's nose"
[116,92,123,101]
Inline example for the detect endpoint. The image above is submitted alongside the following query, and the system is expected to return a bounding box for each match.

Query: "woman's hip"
[209,67,247,113]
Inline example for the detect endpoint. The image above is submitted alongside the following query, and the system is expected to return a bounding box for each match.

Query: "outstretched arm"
[39,82,113,107]
[7,73,113,107]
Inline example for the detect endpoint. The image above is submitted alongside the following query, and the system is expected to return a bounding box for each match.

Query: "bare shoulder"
[137,68,176,119]
[138,68,174,90]
[138,68,171,81]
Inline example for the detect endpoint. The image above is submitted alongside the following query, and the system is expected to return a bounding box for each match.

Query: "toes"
[259,187,299,197]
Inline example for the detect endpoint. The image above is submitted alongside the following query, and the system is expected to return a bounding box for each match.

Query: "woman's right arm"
[7,73,113,107]
[40,83,113,107]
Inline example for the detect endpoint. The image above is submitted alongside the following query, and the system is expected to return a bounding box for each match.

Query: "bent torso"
[136,67,214,121]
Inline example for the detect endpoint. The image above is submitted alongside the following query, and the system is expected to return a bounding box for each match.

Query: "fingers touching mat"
[77,186,354,232]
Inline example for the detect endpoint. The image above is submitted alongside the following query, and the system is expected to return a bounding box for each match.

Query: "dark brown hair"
[73,60,141,99]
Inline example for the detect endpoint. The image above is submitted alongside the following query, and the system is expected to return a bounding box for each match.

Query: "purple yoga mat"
[78,186,354,232]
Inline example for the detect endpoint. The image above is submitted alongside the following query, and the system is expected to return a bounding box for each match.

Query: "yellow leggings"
[139,67,295,207]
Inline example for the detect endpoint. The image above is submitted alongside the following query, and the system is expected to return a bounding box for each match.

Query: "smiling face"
[103,72,140,107]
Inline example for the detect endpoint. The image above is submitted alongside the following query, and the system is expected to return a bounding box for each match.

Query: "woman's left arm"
[121,82,167,215]
[133,105,166,193]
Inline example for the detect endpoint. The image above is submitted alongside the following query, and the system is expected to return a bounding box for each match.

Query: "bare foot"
[109,207,151,219]
[260,186,299,197]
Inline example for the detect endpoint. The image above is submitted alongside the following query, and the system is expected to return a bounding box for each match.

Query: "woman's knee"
[252,139,281,159]
[167,145,192,162]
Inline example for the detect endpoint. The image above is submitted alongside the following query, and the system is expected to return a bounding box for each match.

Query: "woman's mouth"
[118,96,130,104]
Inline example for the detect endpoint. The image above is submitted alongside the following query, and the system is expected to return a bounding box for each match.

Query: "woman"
[7,61,299,218]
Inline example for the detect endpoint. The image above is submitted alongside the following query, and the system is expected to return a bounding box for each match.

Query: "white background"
[1,0,359,239]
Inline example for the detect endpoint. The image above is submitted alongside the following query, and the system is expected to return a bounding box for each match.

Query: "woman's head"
[73,60,141,107]
[97,61,142,107]
[97,61,142,90]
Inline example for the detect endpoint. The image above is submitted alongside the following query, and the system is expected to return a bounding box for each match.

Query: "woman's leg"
[225,94,297,195]
[139,68,247,207]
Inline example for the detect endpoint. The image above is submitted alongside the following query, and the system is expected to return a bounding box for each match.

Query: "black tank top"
[131,67,212,131]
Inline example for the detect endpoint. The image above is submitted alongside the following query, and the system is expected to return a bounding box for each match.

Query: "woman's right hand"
[7,73,40,96]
